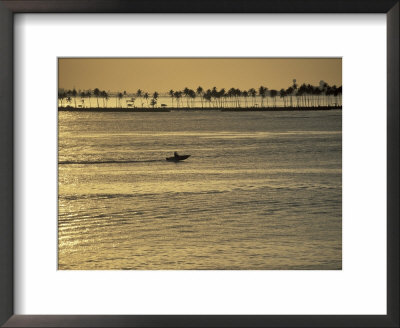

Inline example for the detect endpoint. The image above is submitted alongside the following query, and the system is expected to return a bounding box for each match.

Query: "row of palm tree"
[58,88,108,108]
[58,80,342,109]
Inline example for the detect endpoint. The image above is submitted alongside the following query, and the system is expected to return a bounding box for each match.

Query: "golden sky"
[59,58,341,93]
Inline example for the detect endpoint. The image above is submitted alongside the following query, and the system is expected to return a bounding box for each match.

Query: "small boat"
[166,154,191,162]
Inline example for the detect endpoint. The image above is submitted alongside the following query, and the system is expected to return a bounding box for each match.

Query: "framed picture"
[0,0,398,327]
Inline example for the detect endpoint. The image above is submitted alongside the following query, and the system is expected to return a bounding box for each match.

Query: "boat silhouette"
[166,153,191,162]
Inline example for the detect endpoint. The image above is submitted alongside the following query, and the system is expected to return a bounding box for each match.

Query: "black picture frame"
[0,1,398,327]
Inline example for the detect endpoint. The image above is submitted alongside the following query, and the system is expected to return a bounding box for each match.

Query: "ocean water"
[58,110,342,270]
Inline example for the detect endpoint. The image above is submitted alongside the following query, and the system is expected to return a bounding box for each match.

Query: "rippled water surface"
[58,110,342,269]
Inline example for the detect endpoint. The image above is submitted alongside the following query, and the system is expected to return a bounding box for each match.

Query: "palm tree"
[153,92,159,108]
[93,88,100,108]
[71,88,78,108]
[118,92,123,108]
[312,87,321,107]
[218,88,226,108]
[235,88,242,108]
[100,90,108,107]
[99,91,104,107]
[336,86,342,107]
[214,88,221,108]
[169,89,174,107]
[80,91,86,108]
[325,85,334,107]
[265,88,270,107]
[258,86,267,108]
[173,91,179,108]
[174,91,182,108]
[227,88,235,108]
[203,89,212,108]
[242,90,249,108]
[286,87,294,107]
[150,98,157,109]
[306,84,314,107]
[86,90,92,108]
[144,92,149,108]
[136,89,143,108]
[295,90,301,107]
[319,81,329,106]
[249,88,256,107]
[292,79,298,92]
[224,93,230,108]
[270,89,278,107]
[307,85,315,107]
[292,79,298,107]
[183,87,190,107]
[66,96,72,107]
[279,89,287,107]
[298,84,307,107]
[196,86,204,108]
[105,92,109,107]
[58,90,66,107]
[189,89,196,108]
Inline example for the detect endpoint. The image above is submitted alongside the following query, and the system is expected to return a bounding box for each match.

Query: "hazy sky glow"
[59,58,342,93]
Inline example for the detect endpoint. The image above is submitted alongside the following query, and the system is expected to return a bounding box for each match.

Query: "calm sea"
[58,110,342,270]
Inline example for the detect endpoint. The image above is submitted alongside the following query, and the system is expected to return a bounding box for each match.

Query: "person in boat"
[174,151,179,159]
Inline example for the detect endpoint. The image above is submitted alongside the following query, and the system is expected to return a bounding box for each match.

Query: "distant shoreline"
[58,106,342,113]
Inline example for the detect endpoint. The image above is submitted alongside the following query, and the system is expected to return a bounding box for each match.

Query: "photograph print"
[58,58,342,270]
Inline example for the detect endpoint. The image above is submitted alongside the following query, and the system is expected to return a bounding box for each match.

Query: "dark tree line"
[58,80,342,109]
